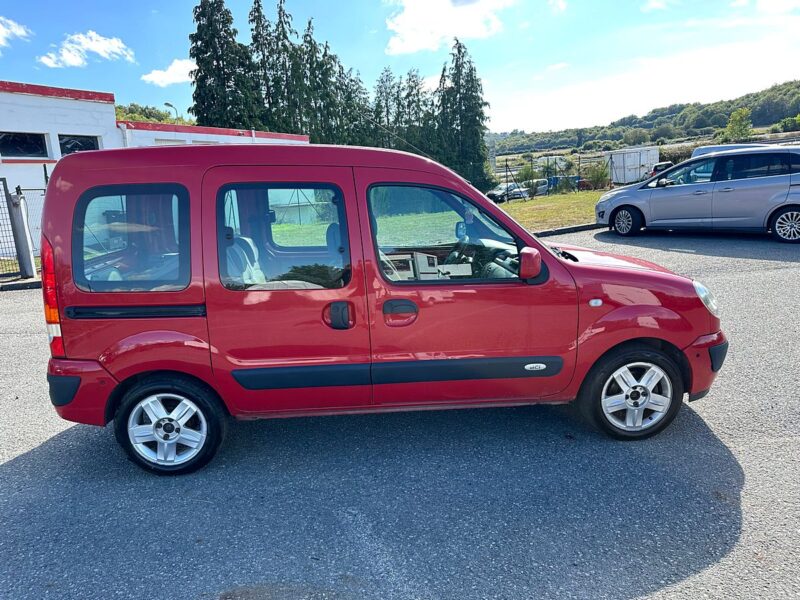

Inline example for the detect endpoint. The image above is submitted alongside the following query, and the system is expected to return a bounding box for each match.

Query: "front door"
[649,157,717,228]
[712,152,791,229]
[354,168,579,407]
[202,166,372,415]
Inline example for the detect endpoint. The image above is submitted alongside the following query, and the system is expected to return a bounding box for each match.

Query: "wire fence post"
[2,179,37,279]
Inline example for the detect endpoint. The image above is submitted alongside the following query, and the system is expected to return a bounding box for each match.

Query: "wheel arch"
[765,203,800,230]
[105,369,230,424]
[610,203,646,227]
[578,337,691,398]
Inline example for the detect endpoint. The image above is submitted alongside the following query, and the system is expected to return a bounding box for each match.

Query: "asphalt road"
[1,229,798,599]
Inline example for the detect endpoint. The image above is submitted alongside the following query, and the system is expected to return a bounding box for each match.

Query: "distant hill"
[491,79,800,155]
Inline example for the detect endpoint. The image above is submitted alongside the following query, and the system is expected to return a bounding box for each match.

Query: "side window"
[73,184,190,292]
[726,153,790,180]
[218,184,350,291]
[661,158,717,186]
[368,185,520,283]
[791,152,800,174]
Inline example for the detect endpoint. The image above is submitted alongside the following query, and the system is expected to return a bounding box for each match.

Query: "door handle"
[382,299,418,327]
[693,190,708,195]
[719,187,735,192]
[323,301,354,330]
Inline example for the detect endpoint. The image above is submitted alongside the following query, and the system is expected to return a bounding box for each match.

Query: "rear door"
[712,152,791,229]
[648,157,717,228]
[354,167,579,407]
[202,166,372,415]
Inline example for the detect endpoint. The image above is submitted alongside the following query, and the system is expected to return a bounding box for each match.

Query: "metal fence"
[0,178,20,280]
[17,187,45,255]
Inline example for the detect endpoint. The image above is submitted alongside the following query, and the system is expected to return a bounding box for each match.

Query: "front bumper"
[683,331,728,401]
[47,359,118,426]
[595,206,609,225]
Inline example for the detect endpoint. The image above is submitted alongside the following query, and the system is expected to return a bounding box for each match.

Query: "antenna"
[359,112,437,161]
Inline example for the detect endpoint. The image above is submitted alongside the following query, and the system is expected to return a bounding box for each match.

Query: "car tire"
[770,207,800,243]
[113,375,227,475]
[611,207,643,236]
[577,345,684,440]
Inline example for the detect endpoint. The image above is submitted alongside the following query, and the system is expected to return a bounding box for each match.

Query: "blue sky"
[2,0,800,132]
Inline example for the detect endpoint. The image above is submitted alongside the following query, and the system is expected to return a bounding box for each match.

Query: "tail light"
[41,236,65,358]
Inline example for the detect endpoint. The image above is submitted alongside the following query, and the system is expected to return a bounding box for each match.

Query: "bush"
[584,161,609,190]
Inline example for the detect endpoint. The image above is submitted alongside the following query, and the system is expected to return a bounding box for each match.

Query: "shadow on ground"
[0,404,742,600]
[592,229,800,263]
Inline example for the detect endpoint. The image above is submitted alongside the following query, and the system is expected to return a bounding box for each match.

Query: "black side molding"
[372,355,563,385]
[709,341,729,373]
[232,363,371,390]
[65,304,207,320]
[47,374,81,407]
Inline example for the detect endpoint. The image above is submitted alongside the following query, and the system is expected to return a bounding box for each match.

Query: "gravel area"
[0,229,798,599]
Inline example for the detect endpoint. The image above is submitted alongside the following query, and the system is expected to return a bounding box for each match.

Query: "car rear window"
[72,184,190,292]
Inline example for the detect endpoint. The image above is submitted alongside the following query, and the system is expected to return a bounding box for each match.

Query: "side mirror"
[519,247,542,280]
[656,178,669,188]
[455,221,467,239]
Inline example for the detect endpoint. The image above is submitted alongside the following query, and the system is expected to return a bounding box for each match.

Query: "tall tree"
[249,0,275,127]
[190,0,263,129]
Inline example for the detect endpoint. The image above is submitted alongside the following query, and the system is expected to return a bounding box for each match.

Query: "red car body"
[42,145,726,431]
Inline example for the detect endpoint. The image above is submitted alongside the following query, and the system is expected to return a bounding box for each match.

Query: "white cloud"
[546,61,569,71]
[485,14,800,132]
[141,58,196,87]
[754,0,800,13]
[548,0,567,14]
[0,16,31,55]
[730,0,748,6]
[38,31,134,68]
[385,0,516,55]
[641,0,670,11]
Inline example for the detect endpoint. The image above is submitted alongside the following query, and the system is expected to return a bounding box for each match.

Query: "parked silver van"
[595,147,800,242]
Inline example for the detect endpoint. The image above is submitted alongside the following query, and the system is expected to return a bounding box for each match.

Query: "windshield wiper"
[550,246,579,262]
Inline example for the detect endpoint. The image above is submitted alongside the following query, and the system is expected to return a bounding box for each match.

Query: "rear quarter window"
[72,184,190,292]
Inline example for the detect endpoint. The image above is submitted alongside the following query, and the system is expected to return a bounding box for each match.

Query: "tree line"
[188,0,493,190]
[493,79,800,155]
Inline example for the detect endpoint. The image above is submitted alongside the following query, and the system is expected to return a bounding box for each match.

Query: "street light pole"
[164,102,179,123]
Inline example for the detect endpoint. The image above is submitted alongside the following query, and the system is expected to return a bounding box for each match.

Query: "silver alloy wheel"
[775,211,800,241]
[600,362,673,432]
[614,210,633,234]
[127,393,207,466]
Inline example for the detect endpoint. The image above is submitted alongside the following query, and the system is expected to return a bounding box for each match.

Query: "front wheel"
[114,375,227,475]
[578,346,684,440]
[771,207,800,243]
[611,207,643,237]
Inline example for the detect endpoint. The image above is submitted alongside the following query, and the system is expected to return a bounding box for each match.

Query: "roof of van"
[698,145,800,158]
[54,143,464,181]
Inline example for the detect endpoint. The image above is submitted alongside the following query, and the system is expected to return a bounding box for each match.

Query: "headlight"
[693,280,720,317]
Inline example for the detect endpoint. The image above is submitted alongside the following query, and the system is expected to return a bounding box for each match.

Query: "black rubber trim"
[47,373,81,407]
[231,356,563,390]
[688,389,709,402]
[65,304,207,319]
[232,363,371,390]
[373,356,563,385]
[709,341,729,373]
[383,299,418,315]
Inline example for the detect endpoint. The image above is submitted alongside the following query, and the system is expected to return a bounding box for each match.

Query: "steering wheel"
[444,239,469,265]
[378,249,402,281]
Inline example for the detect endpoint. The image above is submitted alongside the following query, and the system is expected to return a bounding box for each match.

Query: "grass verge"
[502,190,603,232]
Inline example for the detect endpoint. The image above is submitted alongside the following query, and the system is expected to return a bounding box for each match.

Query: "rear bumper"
[47,359,118,426]
[683,331,728,401]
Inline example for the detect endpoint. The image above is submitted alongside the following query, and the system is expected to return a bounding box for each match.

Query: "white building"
[0,80,309,256]
[0,80,309,193]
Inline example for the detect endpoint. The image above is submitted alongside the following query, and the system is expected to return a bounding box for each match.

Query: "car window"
[787,152,800,174]
[218,183,350,291]
[368,185,520,283]
[73,184,190,292]
[717,153,790,181]
[660,158,717,186]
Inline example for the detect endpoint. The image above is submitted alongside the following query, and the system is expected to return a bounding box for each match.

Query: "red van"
[42,145,727,474]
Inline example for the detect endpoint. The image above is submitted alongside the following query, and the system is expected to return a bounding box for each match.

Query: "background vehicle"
[595,147,800,242]
[487,182,528,202]
[527,178,549,196]
[649,161,674,178]
[42,144,727,474]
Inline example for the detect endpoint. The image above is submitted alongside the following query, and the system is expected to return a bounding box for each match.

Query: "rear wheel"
[114,375,227,475]
[578,346,684,440]
[771,207,800,243]
[611,207,643,237]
